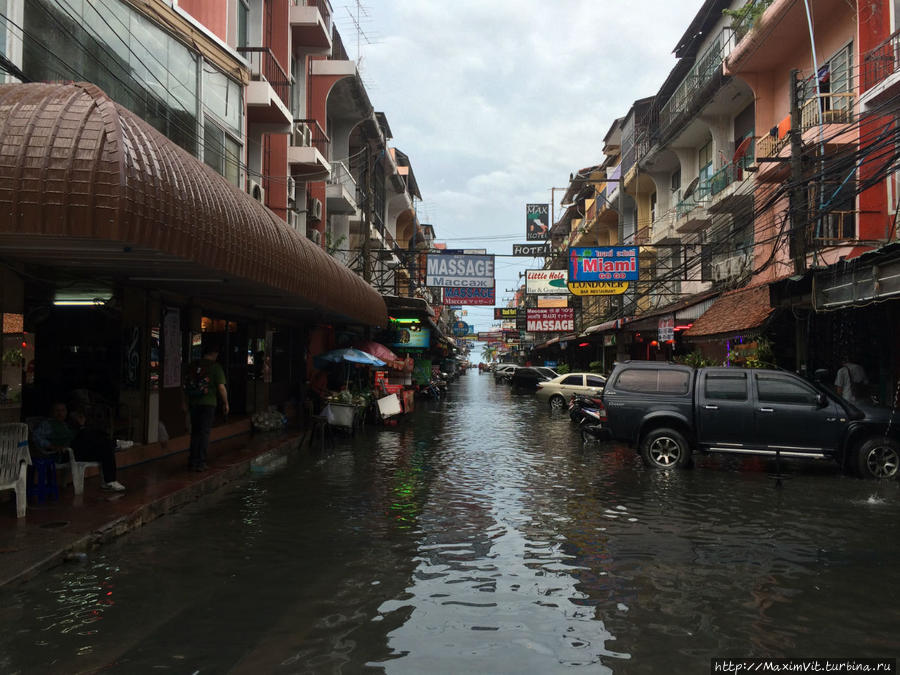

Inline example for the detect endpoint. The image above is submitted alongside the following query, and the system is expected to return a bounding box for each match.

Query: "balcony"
[707,156,754,213]
[650,210,679,245]
[861,29,900,113]
[326,161,357,214]
[800,93,856,149]
[288,119,331,179]
[676,184,712,233]
[290,0,332,52]
[238,47,292,126]
[807,210,857,246]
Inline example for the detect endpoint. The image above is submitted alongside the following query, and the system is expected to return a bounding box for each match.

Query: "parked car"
[535,373,606,410]
[510,367,558,392]
[597,361,899,479]
[492,364,520,383]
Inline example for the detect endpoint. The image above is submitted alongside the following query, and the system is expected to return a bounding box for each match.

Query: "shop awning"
[0,82,387,326]
[684,284,773,338]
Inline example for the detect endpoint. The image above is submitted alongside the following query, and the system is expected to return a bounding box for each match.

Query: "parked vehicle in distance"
[492,363,520,383]
[510,367,558,392]
[535,373,606,410]
[598,361,899,479]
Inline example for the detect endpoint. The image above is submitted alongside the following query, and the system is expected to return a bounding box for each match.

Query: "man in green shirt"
[182,343,228,472]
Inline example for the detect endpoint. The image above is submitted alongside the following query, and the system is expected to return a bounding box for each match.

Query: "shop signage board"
[526,308,575,332]
[451,320,470,337]
[568,246,639,282]
[526,203,550,240]
[442,286,495,305]
[494,307,517,320]
[567,281,629,296]
[516,313,527,331]
[512,243,552,257]
[658,315,675,342]
[426,253,495,288]
[537,295,568,308]
[478,331,503,341]
[389,321,431,349]
[525,269,570,295]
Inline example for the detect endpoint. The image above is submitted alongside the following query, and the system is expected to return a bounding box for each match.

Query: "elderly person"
[33,402,125,492]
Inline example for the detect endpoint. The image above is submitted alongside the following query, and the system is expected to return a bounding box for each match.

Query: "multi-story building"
[0,1,431,463]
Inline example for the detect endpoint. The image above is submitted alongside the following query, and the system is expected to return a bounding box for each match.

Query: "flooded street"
[2,373,900,673]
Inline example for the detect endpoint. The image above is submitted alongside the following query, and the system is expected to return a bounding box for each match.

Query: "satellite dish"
[733,136,752,163]
[683,176,700,200]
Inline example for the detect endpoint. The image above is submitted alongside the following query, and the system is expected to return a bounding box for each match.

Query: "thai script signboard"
[568,246,639,282]
[442,286,495,305]
[426,253,495,288]
[525,269,569,295]
[526,308,575,332]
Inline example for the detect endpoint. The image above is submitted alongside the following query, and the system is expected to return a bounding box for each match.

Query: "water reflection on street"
[2,373,899,673]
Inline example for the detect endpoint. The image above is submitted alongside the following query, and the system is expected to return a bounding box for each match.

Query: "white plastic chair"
[66,447,100,495]
[0,423,30,518]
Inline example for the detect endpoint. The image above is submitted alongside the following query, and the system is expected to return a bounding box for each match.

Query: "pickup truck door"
[752,372,843,455]
[697,370,753,447]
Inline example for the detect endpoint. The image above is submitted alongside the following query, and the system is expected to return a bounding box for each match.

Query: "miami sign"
[568,246,639,282]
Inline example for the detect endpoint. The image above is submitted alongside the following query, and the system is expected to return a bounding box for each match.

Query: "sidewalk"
[0,427,309,588]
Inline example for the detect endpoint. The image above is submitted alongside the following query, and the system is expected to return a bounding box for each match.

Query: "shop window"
[698,138,713,187]
[203,120,241,188]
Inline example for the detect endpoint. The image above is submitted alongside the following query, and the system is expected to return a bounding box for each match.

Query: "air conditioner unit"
[248,180,265,204]
[307,228,322,245]
[293,121,311,147]
[287,176,296,203]
[287,209,301,229]
[309,197,323,221]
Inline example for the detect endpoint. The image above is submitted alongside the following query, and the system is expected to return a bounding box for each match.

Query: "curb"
[4,431,307,588]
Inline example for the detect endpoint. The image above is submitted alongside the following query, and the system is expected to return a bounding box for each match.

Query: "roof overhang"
[0,83,386,327]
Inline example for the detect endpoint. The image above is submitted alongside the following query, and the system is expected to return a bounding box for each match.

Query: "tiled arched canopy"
[0,82,387,327]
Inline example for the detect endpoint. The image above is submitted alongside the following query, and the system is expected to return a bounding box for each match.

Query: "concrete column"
[700,114,734,169]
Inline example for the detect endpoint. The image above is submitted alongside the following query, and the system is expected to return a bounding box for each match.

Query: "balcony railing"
[863,29,900,92]
[237,47,290,106]
[676,183,712,218]
[329,160,357,193]
[800,93,855,130]
[659,29,732,134]
[634,226,651,245]
[708,153,754,197]
[294,118,330,158]
[295,0,332,35]
[808,210,857,244]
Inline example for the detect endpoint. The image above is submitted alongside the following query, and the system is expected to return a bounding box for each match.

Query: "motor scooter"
[568,392,605,424]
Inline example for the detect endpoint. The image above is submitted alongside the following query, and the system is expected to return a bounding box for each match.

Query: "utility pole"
[789,69,808,275]
[361,144,373,284]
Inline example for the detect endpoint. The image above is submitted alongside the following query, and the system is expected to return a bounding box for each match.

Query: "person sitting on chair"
[33,402,125,492]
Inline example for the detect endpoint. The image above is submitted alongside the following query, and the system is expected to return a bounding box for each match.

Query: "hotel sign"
[427,253,495,288]
[568,246,639,282]
[512,243,552,257]
[525,269,569,295]
[526,308,575,332]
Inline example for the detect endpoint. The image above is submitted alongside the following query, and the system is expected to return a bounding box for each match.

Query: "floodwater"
[2,373,899,673]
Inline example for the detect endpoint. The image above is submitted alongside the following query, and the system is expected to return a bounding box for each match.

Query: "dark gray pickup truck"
[599,362,899,479]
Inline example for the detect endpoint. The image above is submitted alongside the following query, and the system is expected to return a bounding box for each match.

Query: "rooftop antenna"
[344,0,377,69]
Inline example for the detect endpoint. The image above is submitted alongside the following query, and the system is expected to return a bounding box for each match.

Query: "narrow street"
[3,374,899,673]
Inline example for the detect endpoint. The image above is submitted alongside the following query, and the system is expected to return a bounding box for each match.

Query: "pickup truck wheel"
[549,395,566,412]
[856,437,900,479]
[640,428,692,469]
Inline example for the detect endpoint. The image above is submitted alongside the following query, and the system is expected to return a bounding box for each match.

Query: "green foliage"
[325,230,346,256]
[675,351,716,369]
[723,0,772,39]
[1,348,24,367]
[588,361,605,374]
[556,363,570,375]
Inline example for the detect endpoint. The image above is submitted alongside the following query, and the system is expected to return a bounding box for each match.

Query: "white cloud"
[340,0,704,329]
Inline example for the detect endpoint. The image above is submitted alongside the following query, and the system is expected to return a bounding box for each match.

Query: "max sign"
[427,253,495,288]
[568,246,639,282]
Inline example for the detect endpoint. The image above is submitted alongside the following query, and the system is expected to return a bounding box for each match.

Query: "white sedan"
[535,373,607,410]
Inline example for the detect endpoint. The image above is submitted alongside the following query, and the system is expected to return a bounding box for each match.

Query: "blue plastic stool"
[27,457,60,502]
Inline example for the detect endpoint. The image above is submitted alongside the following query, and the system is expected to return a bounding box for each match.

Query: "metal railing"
[800,93,855,130]
[863,28,900,92]
[676,183,712,218]
[659,29,732,133]
[237,47,290,106]
[634,226,651,245]
[808,210,857,243]
[294,118,330,158]
[708,154,754,197]
[328,161,357,193]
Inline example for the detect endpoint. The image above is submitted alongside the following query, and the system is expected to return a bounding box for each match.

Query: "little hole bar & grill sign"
[426,252,495,288]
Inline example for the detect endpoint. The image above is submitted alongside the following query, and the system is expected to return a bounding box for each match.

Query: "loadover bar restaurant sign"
[568,246,639,282]
[526,308,574,332]
[426,253,495,288]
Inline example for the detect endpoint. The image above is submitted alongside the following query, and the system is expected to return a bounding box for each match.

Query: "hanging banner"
[658,315,675,342]
[526,203,550,241]
[512,243,552,257]
[494,307,517,320]
[567,281,629,296]
[427,253,495,288]
[526,308,575,332]
[568,246,639,282]
[525,269,569,295]
[442,286,495,305]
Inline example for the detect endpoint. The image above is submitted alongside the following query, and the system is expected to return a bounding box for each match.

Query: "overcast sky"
[335,1,703,333]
